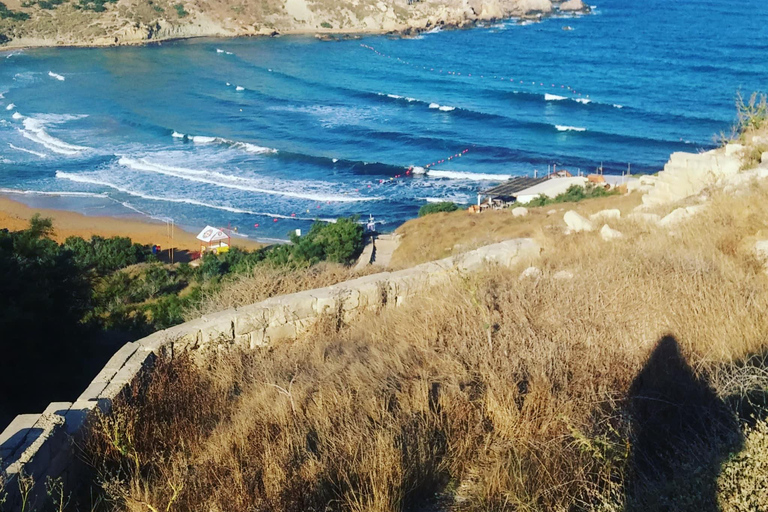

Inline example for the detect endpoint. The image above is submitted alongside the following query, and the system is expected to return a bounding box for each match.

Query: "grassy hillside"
[71,177,768,511]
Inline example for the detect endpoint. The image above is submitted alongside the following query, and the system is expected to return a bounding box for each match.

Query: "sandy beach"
[0,196,263,252]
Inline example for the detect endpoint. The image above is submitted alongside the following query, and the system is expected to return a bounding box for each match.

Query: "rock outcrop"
[558,0,586,12]
[0,0,564,49]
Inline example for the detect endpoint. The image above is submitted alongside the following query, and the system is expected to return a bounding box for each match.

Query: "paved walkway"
[372,234,400,268]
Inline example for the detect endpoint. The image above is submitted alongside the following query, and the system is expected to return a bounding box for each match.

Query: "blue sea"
[1,0,767,240]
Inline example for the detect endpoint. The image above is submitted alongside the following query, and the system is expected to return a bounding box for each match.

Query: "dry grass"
[79,183,768,512]
[186,263,379,319]
[391,192,642,268]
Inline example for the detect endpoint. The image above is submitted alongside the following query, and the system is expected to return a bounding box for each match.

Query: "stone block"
[199,309,236,344]
[63,400,100,436]
[90,342,139,384]
[263,323,297,343]
[136,331,170,355]
[42,402,72,419]
[98,350,155,402]
[311,288,339,315]
[77,380,108,402]
[564,210,595,232]
[0,414,41,462]
[234,304,269,336]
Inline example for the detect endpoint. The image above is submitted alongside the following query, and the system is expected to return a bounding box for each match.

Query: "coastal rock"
[559,0,586,11]
[519,266,543,280]
[658,205,706,228]
[563,210,595,232]
[514,0,554,15]
[600,224,623,241]
[590,209,621,222]
[512,206,529,217]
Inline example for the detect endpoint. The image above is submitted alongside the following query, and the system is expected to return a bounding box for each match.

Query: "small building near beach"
[196,226,231,254]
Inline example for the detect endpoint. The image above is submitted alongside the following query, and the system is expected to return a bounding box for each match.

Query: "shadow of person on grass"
[624,335,743,512]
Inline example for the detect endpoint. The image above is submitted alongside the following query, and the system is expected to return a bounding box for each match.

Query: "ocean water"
[1,0,767,240]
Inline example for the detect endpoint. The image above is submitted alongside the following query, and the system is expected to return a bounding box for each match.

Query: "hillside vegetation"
[0,0,578,48]
[73,174,768,511]
[0,215,365,429]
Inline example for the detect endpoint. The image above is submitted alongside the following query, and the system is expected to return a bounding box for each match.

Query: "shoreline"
[0,6,590,52]
[0,195,264,251]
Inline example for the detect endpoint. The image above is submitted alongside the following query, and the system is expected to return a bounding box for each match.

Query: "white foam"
[6,103,15,110]
[0,187,107,198]
[19,115,90,155]
[428,170,511,181]
[332,158,339,163]
[226,51,233,55]
[573,98,592,104]
[429,103,440,109]
[55,172,337,221]
[190,135,217,143]
[226,82,231,86]
[216,48,225,53]
[236,86,245,91]
[405,97,417,102]
[0,92,4,99]
[410,166,426,175]
[555,125,586,132]
[12,112,23,120]
[613,104,624,109]
[117,157,379,202]
[8,143,46,158]
[48,71,65,81]
[545,94,567,101]
[438,105,456,112]
[387,94,403,99]
[173,132,277,154]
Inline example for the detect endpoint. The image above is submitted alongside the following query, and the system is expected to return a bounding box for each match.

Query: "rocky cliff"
[0,0,589,48]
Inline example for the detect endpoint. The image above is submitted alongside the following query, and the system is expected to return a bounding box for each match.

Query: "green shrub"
[64,235,150,275]
[0,2,30,20]
[525,183,617,208]
[320,21,332,28]
[78,0,116,12]
[173,3,187,17]
[418,201,459,217]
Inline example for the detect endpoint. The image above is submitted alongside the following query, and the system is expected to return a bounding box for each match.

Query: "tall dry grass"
[186,263,378,319]
[80,183,768,512]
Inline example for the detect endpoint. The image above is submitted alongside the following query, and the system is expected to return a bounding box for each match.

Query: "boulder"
[762,152,768,165]
[547,209,558,216]
[563,210,595,232]
[658,206,705,228]
[590,209,621,222]
[559,0,585,11]
[512,206,529,217]
[519,266,543,280]
[600,224,623,241]
[553,270,575,280]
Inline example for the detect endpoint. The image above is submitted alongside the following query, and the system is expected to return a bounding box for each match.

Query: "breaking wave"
[19,115,90,155]
[117,157,380,202]
[170,132,277,154]
[54,172,337,221]
[555,125,587,132]
[427,170,511,181]
[8,143,46,158]
[48,71,65,81]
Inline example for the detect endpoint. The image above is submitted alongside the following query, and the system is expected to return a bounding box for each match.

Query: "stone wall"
[0,238,538,510]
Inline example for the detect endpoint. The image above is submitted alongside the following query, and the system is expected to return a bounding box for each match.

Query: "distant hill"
[0,0,586,48]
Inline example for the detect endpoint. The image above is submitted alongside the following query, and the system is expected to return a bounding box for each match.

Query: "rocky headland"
[0,0,590,49]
